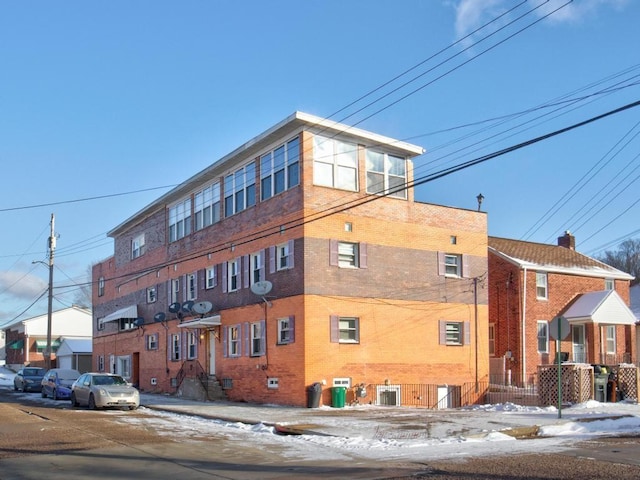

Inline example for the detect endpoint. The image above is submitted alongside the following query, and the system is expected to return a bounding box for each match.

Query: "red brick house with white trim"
[488,232,636,384]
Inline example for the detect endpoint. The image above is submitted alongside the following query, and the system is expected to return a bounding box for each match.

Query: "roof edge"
[108,111,424,237]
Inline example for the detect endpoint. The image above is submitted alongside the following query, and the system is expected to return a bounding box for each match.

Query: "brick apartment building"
[488,232,636,384]
[92,112,488,407]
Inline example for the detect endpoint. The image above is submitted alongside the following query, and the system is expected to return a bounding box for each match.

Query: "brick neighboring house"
[488,232,636,384]
[92,111,489,407]
[3,305,93,370]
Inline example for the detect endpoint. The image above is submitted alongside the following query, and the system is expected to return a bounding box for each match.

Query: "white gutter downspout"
[521,267,527,384]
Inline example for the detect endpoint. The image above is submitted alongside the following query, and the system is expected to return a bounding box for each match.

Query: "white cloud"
[452,0,630,38]
[0,270,47,300]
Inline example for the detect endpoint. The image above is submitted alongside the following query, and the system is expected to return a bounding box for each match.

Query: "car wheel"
[52,389,59,401]
[128,406,137,411]
[88,394,97,410]
[41,389,47,398]
[13,383,18,391]
[70,392,79,408]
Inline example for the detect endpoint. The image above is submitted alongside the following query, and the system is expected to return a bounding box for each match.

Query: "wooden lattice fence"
[613,364,639,402]
[537,364,592,406]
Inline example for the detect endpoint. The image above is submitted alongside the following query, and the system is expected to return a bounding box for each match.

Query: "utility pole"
[45,214,56,370]
[474,276,479,392]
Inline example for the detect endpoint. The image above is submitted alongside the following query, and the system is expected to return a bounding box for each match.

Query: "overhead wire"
[11,0,639,320]
[52,98,640,292]
[523,118,640,241]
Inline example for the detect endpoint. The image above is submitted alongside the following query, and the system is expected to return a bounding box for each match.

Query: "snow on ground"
[2,366,640,462]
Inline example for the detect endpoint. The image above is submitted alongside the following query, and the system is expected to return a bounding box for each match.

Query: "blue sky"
[0,0,638,324]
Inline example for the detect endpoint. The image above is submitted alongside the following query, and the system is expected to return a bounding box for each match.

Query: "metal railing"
[175,359,209,392]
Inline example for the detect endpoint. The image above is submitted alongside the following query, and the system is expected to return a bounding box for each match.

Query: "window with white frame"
[146,333,158,351]
[536,272,548,299]
[188,331,197,359]
[147,286,157,303]
[186,273,197,301]
[605,278,614,290]
[250,251,263,284]
[330,316,360,344]
[438,320,471,346]
[97,355,104,372]
[313,134,358,191]
[365,150,407,199]
[228,325,240,357]
[227,258,240,292]
[260,136,300,201]
[250,321,265,356]
[131,233,145,259]
[444,254,461,277]
[329,240,367,269]
[194,182,221,230]
[98,276,105,297]
[117,356,131,379]
[224,162,256,217]
[97,317,104,331]
[333,377,351,387]
[277,316,294,344]
[446,322,463,345]
[119,318,136,331]
[169,198,192,242]
[276,242,291,270]
[488,323,495,356]
[437,252,468,278]
[171,334,180,361]
[338,242,358,267]
[537,321,549,353]
[206,266,217,289]
[170,278,180,304]
[605,325,616,354]
[267,378,279,389]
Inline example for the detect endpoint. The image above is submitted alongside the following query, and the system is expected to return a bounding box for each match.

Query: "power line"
[523,119,640,241]
[54,98,640,291]
[0,184,176,213]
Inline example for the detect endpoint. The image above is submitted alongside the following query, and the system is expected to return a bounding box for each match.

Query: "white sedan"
[71,373,139,410]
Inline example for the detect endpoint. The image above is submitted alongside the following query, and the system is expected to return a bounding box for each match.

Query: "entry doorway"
[208,331,216,376]
[572,324,586,363]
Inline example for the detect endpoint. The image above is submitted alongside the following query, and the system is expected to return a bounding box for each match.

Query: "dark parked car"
[13,367,46,392]
[71,373,139,410]
[41,368,81,400]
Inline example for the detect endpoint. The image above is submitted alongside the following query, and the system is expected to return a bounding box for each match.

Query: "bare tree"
[72,264,93,309]
[596,239,640,286]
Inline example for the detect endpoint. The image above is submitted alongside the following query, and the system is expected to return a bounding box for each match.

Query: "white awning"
[177,315,221,329]
[101,305,138,323]
[564,290,637,325]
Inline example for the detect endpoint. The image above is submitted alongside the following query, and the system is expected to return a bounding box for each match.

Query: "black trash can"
[307,382,322,408]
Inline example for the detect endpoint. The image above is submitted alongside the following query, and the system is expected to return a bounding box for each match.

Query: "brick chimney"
[558,230,575,250]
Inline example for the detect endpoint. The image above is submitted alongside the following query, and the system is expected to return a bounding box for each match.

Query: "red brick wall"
[489,252,633,382]
[93,128,489,406]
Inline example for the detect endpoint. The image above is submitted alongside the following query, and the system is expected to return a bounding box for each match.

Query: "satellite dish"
[182,300,195,313]
[133,318,144,327]
[168,302,181,313]
[250,280,273,296]
[153,312,166,323]
[192,301,213,315]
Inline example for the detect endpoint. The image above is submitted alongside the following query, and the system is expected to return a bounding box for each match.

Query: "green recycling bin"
[331,386,346,408]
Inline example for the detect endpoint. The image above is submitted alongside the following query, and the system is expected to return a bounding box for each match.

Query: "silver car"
[70,373,139,410]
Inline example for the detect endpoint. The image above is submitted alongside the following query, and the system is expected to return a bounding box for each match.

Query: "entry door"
[208,331,216,375]
[572,325,586,363]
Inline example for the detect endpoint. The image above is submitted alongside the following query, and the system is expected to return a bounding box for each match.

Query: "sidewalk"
[139,393,574,441]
